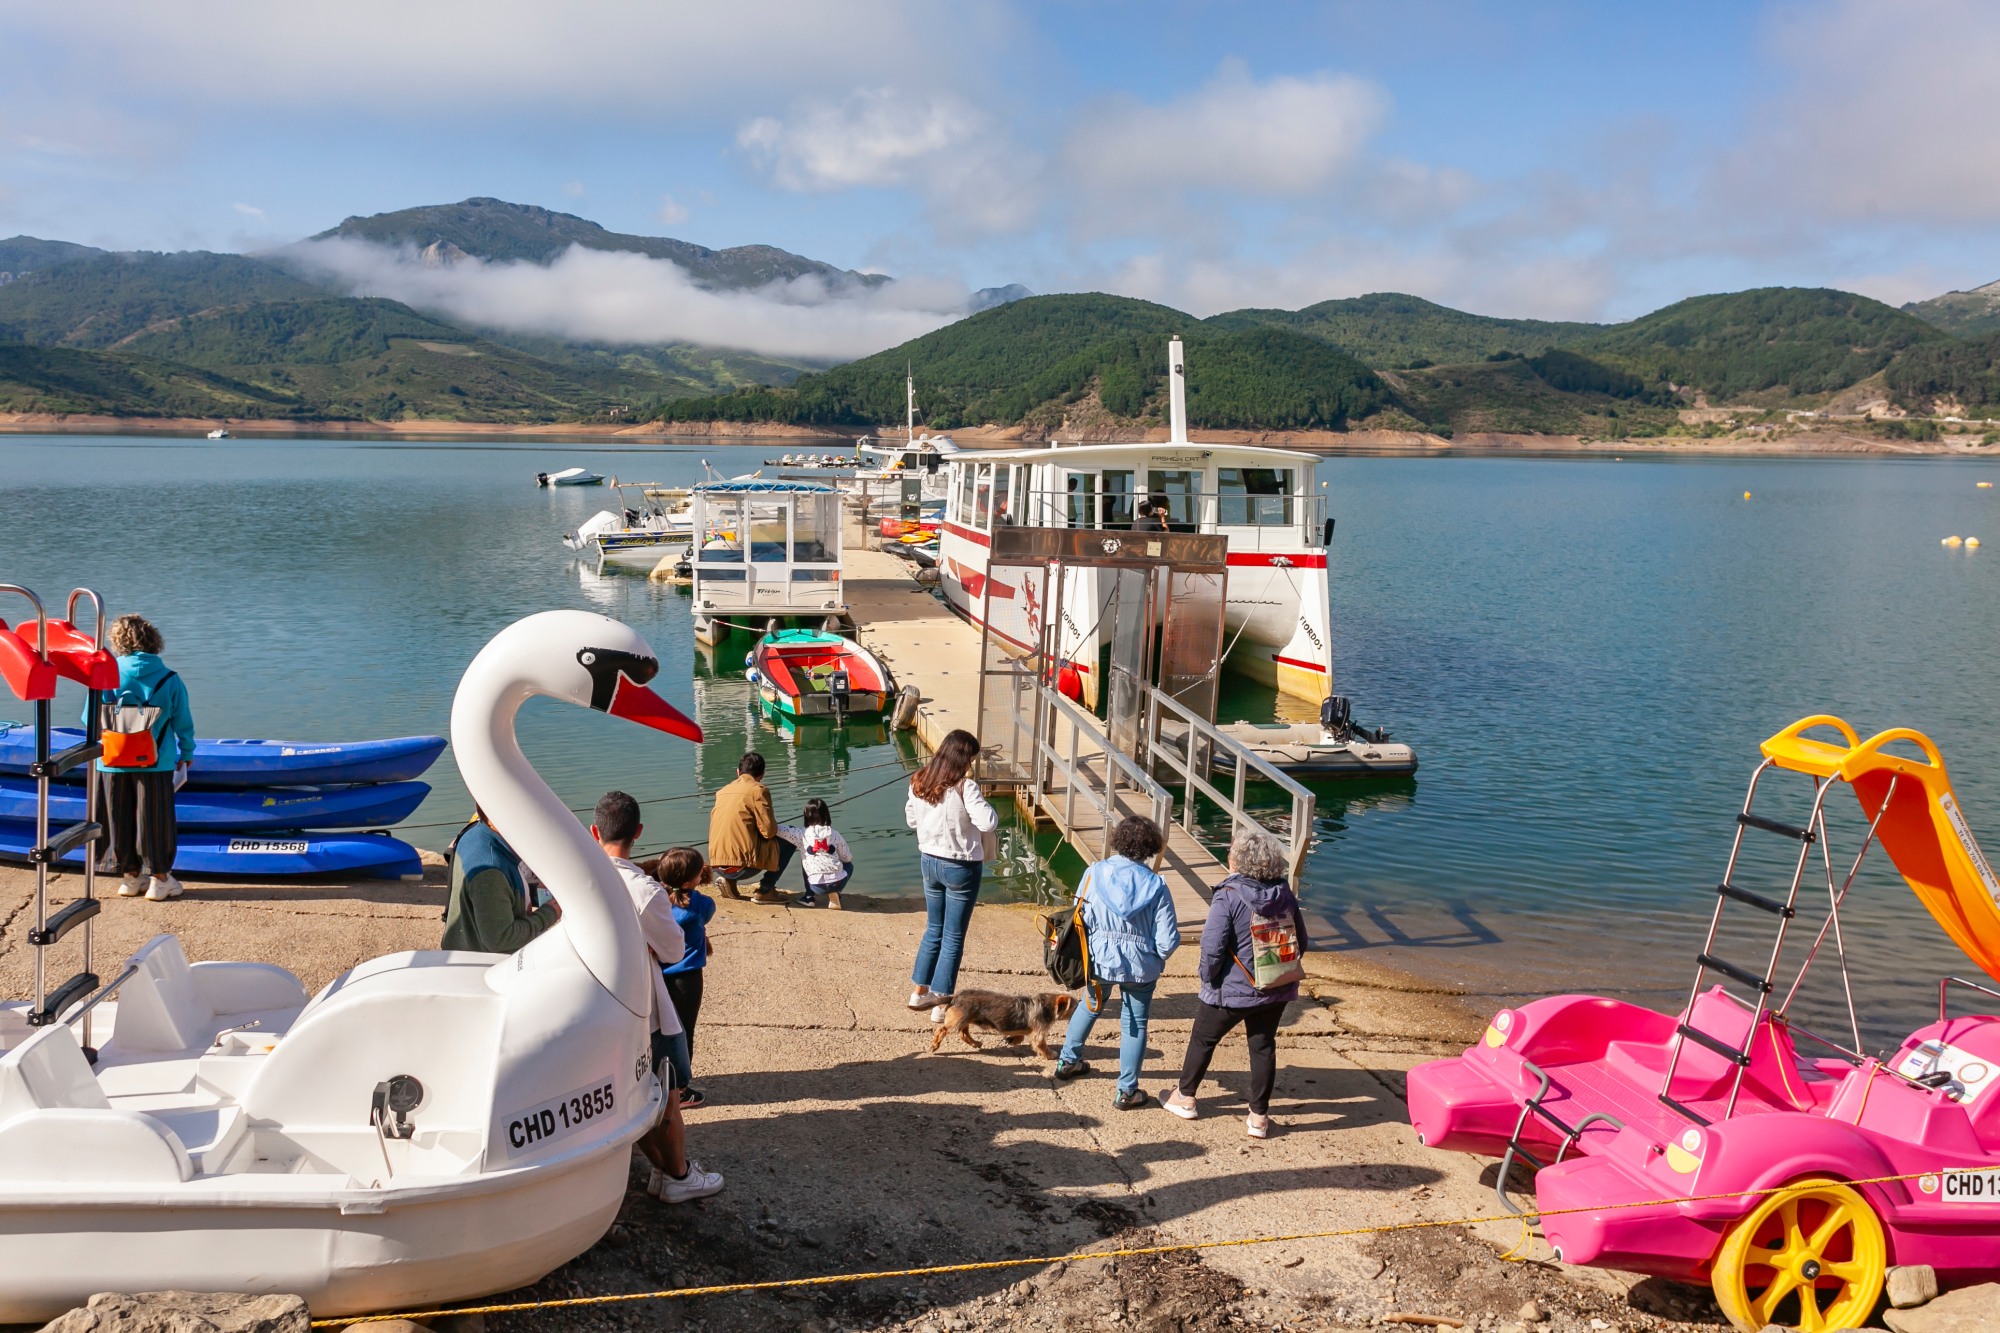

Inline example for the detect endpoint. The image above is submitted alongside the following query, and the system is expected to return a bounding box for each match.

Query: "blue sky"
[3,0,1995,350]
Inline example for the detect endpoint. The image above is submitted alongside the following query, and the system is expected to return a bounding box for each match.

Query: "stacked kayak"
[0,725,442,880]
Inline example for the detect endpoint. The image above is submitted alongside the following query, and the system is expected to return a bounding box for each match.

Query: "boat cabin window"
[957,464,977,527]
[699,497,744,562]
[1065,472,1096,528]
[973,463,994,530]
[1101,470,1136,529]
[749,501,787,562]
[1217,467,1295,526]
[1146,469,1202,532]
[994,465,1013,526]
[792,493,835,561]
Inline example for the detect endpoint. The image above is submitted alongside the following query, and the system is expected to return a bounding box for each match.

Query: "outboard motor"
[1320,695,1353,741]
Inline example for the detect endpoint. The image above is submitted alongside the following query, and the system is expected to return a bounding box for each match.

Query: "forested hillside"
[0,343,316,418]
[1884,332,2000,410]
[0,252,322,347]
[1209,292,1598,368]
[1905,280,2000,338]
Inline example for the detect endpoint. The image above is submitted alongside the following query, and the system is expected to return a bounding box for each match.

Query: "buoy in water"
[1980,481,1994,489]
[1743,491,1752,500]
[1969,537,1983,548]
[1945,536,1964,547]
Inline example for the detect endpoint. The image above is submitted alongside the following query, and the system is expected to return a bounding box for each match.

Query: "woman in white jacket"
[905,728,999,1019]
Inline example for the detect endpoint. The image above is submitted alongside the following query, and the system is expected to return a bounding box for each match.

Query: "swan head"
[476,609,702,743]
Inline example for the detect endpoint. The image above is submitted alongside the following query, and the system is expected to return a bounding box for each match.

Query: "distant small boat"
[745,630,895,721]
[536,467,604,487]
[205,428,230,439]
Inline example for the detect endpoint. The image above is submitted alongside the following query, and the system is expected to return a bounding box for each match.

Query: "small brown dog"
[928,989,1077,1058]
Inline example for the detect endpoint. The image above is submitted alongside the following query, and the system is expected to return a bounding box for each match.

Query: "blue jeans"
[1060,979,1156,1096]
[911,854,982,995]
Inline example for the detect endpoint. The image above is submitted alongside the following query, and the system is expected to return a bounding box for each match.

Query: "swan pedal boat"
[1406,716,2000,1332]
[0,610,703,1319]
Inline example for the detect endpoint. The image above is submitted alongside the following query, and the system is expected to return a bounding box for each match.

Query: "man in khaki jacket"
[706,751,794,903]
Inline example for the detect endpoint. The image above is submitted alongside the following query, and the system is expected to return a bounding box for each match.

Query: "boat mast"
[907,365,916,446]
[1167,336,1188,444]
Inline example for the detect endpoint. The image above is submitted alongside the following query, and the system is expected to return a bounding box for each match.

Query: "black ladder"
[1658,758,1835,1124]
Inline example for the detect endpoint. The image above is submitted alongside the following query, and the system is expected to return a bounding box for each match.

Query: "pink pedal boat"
[1407,716,2000,1332]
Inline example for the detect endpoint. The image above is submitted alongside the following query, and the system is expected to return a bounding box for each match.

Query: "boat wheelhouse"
[935,341,1334,708]
[688,480,846,645]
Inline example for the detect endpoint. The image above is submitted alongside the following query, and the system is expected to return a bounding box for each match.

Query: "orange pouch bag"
[100,704,162,769]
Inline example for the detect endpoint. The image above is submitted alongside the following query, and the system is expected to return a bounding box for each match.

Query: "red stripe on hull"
[1227,552,1327,569]
[1271,653,1329,673]
[943,521,992,546]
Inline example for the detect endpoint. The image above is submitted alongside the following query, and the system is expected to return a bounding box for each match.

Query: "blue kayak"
[0,821,425,881]
[0,726,446,789]
[0,777,429,832]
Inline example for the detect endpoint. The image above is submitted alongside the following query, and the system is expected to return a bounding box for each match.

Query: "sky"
[3,0,1997,356]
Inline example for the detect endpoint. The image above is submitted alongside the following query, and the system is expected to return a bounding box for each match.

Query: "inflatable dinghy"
[0,777,429,832]
[0,727,445,788]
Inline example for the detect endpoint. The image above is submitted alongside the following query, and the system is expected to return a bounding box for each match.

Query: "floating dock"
[843,538,1224,926]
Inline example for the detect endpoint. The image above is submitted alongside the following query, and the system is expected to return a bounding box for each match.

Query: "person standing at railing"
[94,614,196,903]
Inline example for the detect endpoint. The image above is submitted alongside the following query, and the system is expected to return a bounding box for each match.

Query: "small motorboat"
[1407,716,2000,1331]
[745,629,894,721]
[535,467,604,487]
[0,609,703,1318]
[204,428,230,440]
[1214,697,1416,779]
[0,725,445,789]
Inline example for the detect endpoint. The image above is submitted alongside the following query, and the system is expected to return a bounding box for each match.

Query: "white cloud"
[740,86,1043,236]
[231,202,265,219]
[287,237,967,362]
[657,196,690,226]
[1733,0,2000,224]
[560,181,585,199]
[1063,63,1387,203]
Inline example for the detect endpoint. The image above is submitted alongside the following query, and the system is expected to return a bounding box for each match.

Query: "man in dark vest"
[441,810,560,952]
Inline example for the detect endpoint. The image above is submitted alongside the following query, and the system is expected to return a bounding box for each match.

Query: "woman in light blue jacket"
[1052,815,1179,1109]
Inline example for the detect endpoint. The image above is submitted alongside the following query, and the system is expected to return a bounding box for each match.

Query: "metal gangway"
[970,526,1315,897]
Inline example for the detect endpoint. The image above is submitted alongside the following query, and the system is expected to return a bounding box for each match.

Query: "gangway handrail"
[1145,686,1317,884]
[1028,681,1173,865]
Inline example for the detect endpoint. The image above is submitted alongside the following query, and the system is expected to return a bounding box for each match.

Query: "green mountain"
[114,297,658,422]
[1567,287,1944,401]
[657,293,1386,431]
[1884,331,2000,410]
[1209,292,1599,368]
[0,237,105,279]
[0,252,322,347]
[1905,279,2000,338]
[0,343,314,418]
[314,197,885,291]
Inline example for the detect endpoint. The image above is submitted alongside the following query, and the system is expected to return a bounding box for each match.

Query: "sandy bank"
[4,410,1994,458]
[0,863,1733,1332]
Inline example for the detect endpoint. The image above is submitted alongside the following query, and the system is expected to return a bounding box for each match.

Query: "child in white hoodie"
[776,797,854,909]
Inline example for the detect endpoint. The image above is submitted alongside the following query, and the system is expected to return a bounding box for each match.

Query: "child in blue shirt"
[655,847,717,1109]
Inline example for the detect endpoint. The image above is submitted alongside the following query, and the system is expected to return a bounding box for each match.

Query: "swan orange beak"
[606,674,703,743]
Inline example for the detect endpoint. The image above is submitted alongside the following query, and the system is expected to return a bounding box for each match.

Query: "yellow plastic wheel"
[1710,1177,1886,1333]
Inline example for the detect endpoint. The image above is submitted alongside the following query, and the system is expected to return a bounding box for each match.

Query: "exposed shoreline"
[0,862,1732,1332]
[3,410,1994,458]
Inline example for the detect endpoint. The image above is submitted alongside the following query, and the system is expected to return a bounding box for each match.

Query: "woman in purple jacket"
[1162,827,1309,1138]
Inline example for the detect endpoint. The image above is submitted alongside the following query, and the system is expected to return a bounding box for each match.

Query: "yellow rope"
[309,1165,1942,1326]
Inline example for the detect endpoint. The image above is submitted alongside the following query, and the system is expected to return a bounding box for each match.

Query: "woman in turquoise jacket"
[1052,815,1179,1108]
[97,615,196,901]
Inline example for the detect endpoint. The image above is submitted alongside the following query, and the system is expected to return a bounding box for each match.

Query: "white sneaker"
[1246,1113,1273,1139]
[161,875,184,898]
[649,1160,724,1203]
[117,874,145,897]
[929,1003,949,1023]
[144,876,173,902]
[907,988,934,1011]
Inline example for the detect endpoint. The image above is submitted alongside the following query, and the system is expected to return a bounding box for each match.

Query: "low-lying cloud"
[286,238,968,363]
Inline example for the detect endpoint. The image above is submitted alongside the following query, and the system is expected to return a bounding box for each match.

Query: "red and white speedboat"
[935,339,1335,708]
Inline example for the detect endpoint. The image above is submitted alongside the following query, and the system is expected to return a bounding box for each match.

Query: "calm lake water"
[2,436,1996,1044]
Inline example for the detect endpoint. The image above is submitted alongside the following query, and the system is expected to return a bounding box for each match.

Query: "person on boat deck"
[94,614,197,903]
[591,792,723,1201]
[441,810,559,953]
[706,751,793,904]
[1053,815,1180,1110]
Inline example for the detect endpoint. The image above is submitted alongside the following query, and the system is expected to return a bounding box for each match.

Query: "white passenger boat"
[204,428,230,439]
[0,610,701,1319]
[935,338,1335,708]
[687,480,847,644]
